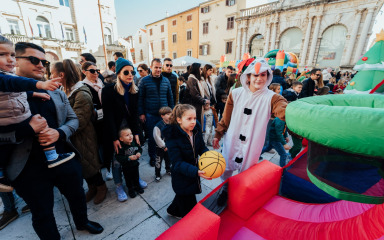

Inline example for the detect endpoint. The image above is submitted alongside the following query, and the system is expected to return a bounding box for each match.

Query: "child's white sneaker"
[155,176,161,182]
[105,171,113,181]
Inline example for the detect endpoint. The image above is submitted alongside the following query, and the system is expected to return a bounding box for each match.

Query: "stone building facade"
[0,0,124,70]
[146,18,169,59]
[236,0,384,69]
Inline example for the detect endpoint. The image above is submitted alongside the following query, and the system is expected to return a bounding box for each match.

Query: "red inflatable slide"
[157,160,384,240]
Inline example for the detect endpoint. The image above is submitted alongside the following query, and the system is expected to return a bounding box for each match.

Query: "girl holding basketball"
[162,104,211,218]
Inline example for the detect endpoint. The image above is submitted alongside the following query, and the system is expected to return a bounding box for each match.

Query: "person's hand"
[140,115,146,123]
[285,137,289,143]
[29,114,47,133]
[213,138,220,149]
[284,144,291,150]
[38,128,59,146]
[33,92,50,101]
[164,147,168,152]
[130,155,138,160]
[113,140,122,154]
[198,170,212,180]
[136,152,141,158]
[36,78,61,91]
[135,135,140,146]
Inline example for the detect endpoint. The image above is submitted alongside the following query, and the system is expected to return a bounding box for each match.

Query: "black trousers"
[121,165,141,190]
[12,159,88,240]
[167,194,197,218]
[155,148,170,177]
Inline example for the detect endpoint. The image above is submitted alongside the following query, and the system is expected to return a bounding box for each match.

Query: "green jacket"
[269,117,288,145]
[115,140,142,168]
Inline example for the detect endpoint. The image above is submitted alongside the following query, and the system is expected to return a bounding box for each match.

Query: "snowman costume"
[214,58,287,183]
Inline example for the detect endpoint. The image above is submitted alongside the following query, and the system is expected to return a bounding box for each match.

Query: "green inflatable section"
[286,94,384,158]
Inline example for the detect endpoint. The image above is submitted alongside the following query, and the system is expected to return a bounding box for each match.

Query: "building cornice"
[15,0,59,9]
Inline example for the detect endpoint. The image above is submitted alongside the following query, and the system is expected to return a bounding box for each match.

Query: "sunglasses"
[16,56,50,67]
[316,74,321,77]
[85,69,100,74]
[165,64,173,67]
[123,70,136,76]
[138,69,143,72]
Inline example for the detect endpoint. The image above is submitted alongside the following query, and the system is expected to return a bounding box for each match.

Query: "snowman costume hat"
[221,58,276,180]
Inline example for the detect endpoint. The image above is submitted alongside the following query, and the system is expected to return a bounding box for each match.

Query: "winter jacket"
[214,73,228,103]
[0,71,37,126]
[138,75,174,116]
[153,120,167,149]
[301,78,316,97]
[68,84,101,179]
[179,83,187,104]
[268,117,288,145]
[115,140,142,168]
[184,74,206,124]
[162,123,208,195]
[282,88,300,102]
[271,75,287,90]
[162,72,178,106]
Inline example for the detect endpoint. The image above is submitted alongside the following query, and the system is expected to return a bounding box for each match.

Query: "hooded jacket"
[162,122,208,195]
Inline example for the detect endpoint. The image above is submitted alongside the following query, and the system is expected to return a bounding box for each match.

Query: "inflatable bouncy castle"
[157,94,384,240]
[264,49,299,75]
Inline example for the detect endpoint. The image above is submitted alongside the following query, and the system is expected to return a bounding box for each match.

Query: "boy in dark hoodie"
[282,81,303,102]
[115,128,144,198]
[261,117,291,167]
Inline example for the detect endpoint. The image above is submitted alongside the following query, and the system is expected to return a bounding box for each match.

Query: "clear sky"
[115,0,207,38]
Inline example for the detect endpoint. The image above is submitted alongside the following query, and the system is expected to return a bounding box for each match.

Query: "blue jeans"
[0,191,16,212]
[145,114,162,161]
[262,141,289,167]
[112,160,123,185]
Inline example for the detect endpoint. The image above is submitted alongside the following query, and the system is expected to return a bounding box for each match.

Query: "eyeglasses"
[165,64,173,67]
[85,69,100,74]
[16,56,50,67]
[123,70,136,76]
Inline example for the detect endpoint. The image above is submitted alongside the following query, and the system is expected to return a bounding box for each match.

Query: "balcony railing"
[3,34,84,50]
[240,2,280,17]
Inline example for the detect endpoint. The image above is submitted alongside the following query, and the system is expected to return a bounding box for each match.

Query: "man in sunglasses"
[3,42,103,239]
[138,58,174,167]
[301,68,321,98]
[162,58,178,105]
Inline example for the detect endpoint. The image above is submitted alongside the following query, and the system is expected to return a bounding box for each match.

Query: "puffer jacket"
[138,74,174,116]
[0,72,36,126]
[162,122,208,195]
[68,84,101,179]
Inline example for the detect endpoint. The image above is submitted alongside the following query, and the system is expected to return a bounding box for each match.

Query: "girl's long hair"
[169,104,196,125]
[52,59,82,96]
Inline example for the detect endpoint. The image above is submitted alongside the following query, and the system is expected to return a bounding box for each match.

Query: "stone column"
[300,16,313,66]
[342,10,362,65]
[263,23,271,55]
[270,22,277,50]
[241,28,248,57]
[353,8,374,63]
[235,27,242,60]
[307,15,322,67]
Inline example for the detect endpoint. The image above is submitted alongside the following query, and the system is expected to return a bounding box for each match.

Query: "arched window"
[36,16,52,39]
[104,27,112,45]
[316,25,347,68]
[279,28,303,57]
[249,34,264,57]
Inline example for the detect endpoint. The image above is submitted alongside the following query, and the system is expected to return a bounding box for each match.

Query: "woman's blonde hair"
[169,104,195,125]
[115,73,139,95]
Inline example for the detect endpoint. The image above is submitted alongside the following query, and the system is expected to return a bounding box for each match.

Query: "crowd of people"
[0,33,356,239]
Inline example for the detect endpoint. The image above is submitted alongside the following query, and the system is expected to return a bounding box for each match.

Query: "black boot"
[77,220,104,234]
[217,190,228,207]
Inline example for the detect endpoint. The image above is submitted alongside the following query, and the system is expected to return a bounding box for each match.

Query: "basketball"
[198,151,226,179]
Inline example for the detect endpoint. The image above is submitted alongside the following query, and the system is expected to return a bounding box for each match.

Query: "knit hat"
[115,57,134,74]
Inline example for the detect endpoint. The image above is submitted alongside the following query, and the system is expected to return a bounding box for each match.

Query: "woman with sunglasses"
[51,59,107,204]
[102,58,142,202]
[136,63,149,87]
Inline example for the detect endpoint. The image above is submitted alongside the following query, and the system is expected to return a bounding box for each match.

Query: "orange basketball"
[198,151,226,179]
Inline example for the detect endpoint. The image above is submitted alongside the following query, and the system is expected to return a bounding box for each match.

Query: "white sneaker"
[105,171,113,181]
[115,185,128,202]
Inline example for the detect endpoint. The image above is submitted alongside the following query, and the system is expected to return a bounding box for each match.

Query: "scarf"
[121,81,132,110]
[67,81,84,98]
[83,77,103,103]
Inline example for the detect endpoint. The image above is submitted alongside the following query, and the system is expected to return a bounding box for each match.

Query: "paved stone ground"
[0,139,291,240]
